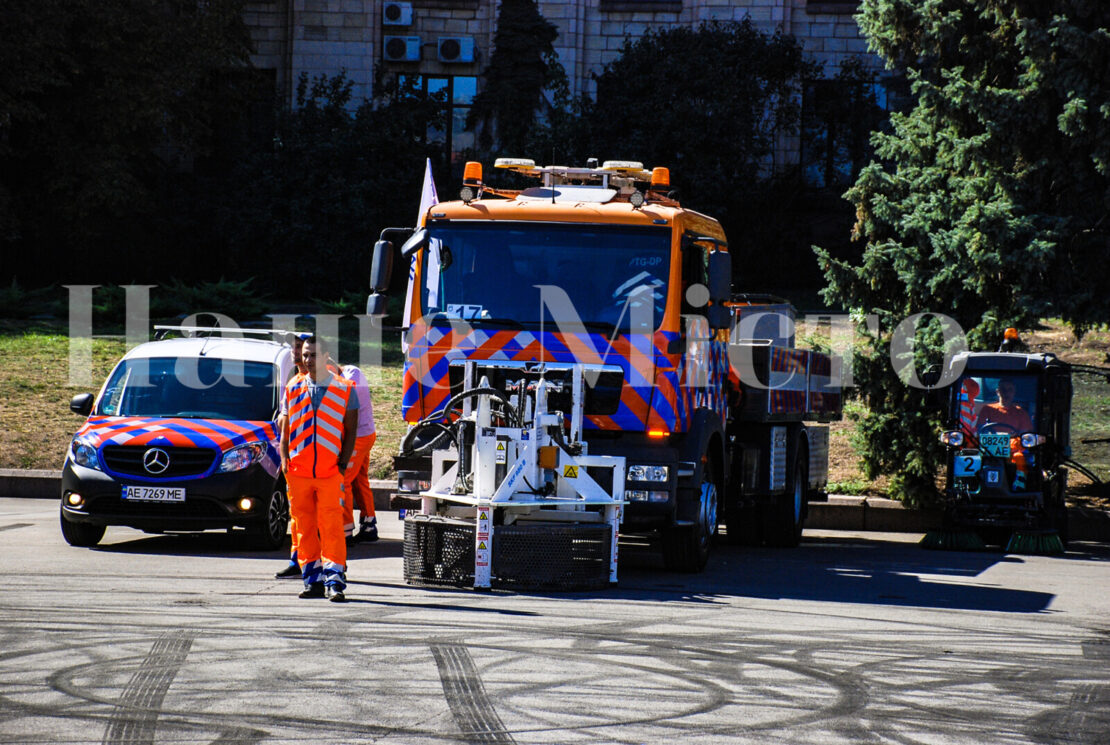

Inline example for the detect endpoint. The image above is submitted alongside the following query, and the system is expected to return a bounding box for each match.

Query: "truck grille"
[102,445,218,478]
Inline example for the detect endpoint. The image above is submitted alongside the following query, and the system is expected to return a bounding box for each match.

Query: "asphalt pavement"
[2,497,1110,744]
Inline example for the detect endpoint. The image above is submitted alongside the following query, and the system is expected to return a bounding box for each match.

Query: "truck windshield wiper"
[468,317,525,329]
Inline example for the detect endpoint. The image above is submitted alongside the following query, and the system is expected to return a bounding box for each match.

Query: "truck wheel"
[663,454,719,572]
[764,457,807,548]
[248,486,289,551]
[59,506,105,547]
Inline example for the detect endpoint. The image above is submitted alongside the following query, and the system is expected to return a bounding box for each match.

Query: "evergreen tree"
[815,0,1110,503]
[467,0,567,152]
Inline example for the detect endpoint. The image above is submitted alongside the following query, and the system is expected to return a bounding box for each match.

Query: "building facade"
[245,0,885,180]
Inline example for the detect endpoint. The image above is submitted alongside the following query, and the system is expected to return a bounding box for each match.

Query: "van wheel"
[249,486,289,550]
[764,457,807,547]
[60,506,105,547]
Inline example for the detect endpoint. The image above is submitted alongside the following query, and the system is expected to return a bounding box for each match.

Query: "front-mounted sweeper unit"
[401,360,626,590]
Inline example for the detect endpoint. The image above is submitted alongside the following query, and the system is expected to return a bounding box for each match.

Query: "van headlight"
[219,443,265,473]
[71,439,101,470]
[628,464,669,482]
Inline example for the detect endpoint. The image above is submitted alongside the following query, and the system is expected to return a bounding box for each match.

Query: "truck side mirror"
[400,227,428,259]
[707,250,731,303]
[707,304,731,331]
[70,393,94,416]
[370,240,394,293]
[366,293,388,317]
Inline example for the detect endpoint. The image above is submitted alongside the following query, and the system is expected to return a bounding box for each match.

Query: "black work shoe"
[325,586,346,603]
[298,583,325,599]
[345,533,359,547]
[275,563,300,579]
[360,519,379,542]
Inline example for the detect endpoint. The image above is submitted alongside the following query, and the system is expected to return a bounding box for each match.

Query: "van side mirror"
[370,240,394,293]
[70,393,94,416]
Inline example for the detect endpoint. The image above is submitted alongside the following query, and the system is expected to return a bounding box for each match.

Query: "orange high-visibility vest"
[287,375,352,478]
[958,378,980,437]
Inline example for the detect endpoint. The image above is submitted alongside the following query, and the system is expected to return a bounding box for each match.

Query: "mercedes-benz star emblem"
[143,448,170,475]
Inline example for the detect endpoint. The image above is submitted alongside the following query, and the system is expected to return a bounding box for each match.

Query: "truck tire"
[764,457,807,548]
[248,485,289,551]
[60,506,105,547]
[662,453,719,572]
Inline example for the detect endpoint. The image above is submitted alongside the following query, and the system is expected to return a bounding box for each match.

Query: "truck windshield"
[954,374,1038,434]
[96,357,279,421]
[420,222,671,330]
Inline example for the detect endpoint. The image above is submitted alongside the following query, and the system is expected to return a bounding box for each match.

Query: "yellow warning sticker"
[496,442,505,450]
[563,465,579,478]
[478,541,487,550]
[479,511,488,521]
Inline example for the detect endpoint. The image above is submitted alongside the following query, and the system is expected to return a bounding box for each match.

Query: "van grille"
[102,445,218,478]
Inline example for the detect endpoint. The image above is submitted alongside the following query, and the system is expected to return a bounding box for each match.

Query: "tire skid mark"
[101,630,193,745]
[431,642,515,744]
[3,615,1108,743]
[0,523,32,533]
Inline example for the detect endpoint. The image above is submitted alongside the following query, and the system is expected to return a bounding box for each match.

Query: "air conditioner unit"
[383,36,421,62]
[382,2,413,26]
[438,36,475,64]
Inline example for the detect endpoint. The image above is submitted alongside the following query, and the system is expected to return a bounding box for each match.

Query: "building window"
[400,75,477,165]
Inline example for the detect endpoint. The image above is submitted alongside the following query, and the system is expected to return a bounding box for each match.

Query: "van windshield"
[96,357,279,421]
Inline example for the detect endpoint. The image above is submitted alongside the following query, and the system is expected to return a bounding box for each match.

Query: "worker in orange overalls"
[275,337,344,578]
[280,335,358,602]
[976,377,1034,492]
[335,361,377,543]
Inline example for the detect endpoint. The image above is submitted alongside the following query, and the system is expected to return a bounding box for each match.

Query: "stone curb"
[3,469,1107,541]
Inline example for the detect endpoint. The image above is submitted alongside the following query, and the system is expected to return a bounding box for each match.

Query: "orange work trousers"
[287,472,346,583]
[342,433,376,536]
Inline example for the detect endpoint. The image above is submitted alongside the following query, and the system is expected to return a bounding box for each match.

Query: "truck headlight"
[940,431,964,447]
[628,464,669,482]
[219,443,265,473]
[626,490,670,503]
[71,439,101,470]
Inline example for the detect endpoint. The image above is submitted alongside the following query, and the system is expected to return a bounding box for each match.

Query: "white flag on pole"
[402,158,440,340]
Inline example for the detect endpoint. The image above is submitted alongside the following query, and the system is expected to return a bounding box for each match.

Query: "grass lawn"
[0,320,406,479]
[2,318,1106,504]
